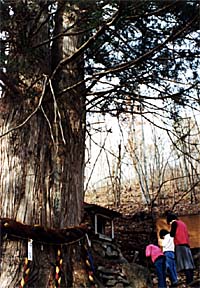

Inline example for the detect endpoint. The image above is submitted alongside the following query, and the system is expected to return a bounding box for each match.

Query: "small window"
[94,214,114,240]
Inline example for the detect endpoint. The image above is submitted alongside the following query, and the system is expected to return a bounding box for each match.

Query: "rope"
[19,257,30,288]
[1,220,87,246]
[55,248,62,288]
[83,236,96,287]
[2,230,85,246]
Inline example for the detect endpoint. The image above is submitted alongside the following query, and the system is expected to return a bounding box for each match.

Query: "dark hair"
[166,213,178,224]
[159,229,169,239]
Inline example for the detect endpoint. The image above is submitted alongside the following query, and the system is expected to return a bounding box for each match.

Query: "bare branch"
[0,75,48,139]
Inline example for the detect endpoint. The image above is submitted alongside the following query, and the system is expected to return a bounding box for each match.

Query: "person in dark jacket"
[166,213,195,285]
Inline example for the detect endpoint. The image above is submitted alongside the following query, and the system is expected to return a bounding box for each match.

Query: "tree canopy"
[1,0,199,119]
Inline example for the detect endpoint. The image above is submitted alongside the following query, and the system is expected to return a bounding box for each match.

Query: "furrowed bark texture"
[0,1,86,287]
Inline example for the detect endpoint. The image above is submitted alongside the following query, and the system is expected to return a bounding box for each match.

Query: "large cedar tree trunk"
[0,1,87,287]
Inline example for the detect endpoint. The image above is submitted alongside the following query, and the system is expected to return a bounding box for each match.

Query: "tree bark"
[0,1,86,286]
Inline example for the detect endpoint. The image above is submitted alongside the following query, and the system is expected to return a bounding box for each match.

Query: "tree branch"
[50,9,121,79]
[0,75,48,139]
[0,71,21,97]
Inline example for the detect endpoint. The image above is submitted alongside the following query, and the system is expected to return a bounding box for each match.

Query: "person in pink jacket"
[146,244,167,288]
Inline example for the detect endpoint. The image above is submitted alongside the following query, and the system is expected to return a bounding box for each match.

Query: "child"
[159,229,178,287]
[145,244,167,288]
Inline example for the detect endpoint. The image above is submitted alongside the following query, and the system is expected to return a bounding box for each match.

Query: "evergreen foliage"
[1,0,199,120]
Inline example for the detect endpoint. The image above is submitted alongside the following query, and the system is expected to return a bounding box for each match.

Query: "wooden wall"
[156,214,200,248]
